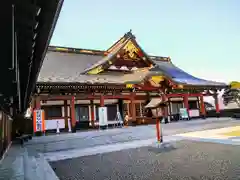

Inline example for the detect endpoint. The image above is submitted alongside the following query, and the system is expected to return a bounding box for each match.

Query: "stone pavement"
[23,117,240,154]
[175,125,240,145]
[0,117,239,179]
[50,140,240,180]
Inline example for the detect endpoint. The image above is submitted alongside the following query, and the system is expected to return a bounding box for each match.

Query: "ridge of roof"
[105,30,135,54]
[81,37,132,74]
[48,45,171,62]
[48,45,105,56]
[149,55,171,62]
[82,31,158,74]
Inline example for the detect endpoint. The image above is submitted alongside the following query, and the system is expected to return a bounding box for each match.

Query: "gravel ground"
[50,140,240,180]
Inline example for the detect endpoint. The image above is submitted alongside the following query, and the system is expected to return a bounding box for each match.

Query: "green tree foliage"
[222,88,240,107]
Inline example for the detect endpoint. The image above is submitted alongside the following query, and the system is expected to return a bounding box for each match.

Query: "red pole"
[155,108,162,143]
[156,117,161,142]
[214,95,220,114]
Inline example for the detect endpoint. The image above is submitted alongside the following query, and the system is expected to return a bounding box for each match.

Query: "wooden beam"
[38,92,207,102]
[38,94,134,100]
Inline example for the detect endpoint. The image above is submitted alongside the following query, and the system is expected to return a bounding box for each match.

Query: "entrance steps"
[0,145,58,180]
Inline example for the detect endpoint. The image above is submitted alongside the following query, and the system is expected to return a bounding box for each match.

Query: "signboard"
[33,110,45,132]
[98,107,108,126]
[179,108,189,119]
[189,109,200,117]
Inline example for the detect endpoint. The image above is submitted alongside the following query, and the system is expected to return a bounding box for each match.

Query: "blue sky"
[50,0,240,83]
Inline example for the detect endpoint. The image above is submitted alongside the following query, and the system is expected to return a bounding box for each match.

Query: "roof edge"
[48,45,105,56]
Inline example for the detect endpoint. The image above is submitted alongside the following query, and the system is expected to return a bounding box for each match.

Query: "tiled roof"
[38,50,227,88]
[151,60,227,87]
[37,51,150,84]
[37,29,227,88]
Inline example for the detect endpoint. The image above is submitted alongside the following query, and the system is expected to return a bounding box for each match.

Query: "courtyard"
[0,118,240,180]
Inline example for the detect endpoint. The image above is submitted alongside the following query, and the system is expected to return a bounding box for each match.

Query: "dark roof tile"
[37,51,150,84]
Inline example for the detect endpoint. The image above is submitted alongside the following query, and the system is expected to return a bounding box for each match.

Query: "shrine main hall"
[31,31,227,131]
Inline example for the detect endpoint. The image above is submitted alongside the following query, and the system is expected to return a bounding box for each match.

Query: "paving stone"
[50,140,240,180]
[1,118,239,179]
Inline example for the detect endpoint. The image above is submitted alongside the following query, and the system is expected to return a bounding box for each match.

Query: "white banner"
[98,107,108,126]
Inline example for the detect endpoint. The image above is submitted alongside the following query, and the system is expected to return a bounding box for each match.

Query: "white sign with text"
[98,107,108,126]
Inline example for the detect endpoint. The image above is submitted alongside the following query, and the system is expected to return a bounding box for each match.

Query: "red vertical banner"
[41,110,45,132]
[33,110,36,132]
[33,110,45,133]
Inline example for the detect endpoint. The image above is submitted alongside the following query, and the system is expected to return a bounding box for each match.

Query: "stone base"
[149,142,177,153]
[71,126,77,133]
[99,125,108,130]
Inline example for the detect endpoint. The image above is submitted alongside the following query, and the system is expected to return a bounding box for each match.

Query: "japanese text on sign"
[36,110,42,131]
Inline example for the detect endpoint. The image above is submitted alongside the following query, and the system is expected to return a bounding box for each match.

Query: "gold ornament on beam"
[87,65,104,75]
[151,76,164,84]
[126,84,133,88]
[123,41,140,60]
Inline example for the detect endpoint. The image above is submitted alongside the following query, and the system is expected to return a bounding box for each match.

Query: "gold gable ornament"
[123,41,140,60]
[87,66,104,75]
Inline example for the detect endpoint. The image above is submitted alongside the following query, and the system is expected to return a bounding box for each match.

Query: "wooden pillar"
[199,95,206,118]
[64,100,68,130]
[70,96,76,130]
[168,98,172,119]
[214,93,220,115]
[130,92,136,121]
[90,100,95,127]
[35,96,41,110]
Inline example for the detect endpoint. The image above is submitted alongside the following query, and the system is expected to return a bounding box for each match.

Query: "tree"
[222,88,240,107]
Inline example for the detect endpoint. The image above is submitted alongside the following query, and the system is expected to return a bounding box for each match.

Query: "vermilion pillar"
[161,93,168,123]
[64,100,68,129]
[214,94,220,115]
[100,95,104,107]
[90,100,95,127]
[35,96,41,110]
[183,95,189,112]
[199,95,206,118]
[70,96,76,129]
[130,92,136,121]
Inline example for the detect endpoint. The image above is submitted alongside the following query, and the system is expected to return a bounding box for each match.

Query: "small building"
[32,31,227,131]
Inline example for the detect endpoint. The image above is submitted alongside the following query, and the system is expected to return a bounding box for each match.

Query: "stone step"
[0,145,58,180]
